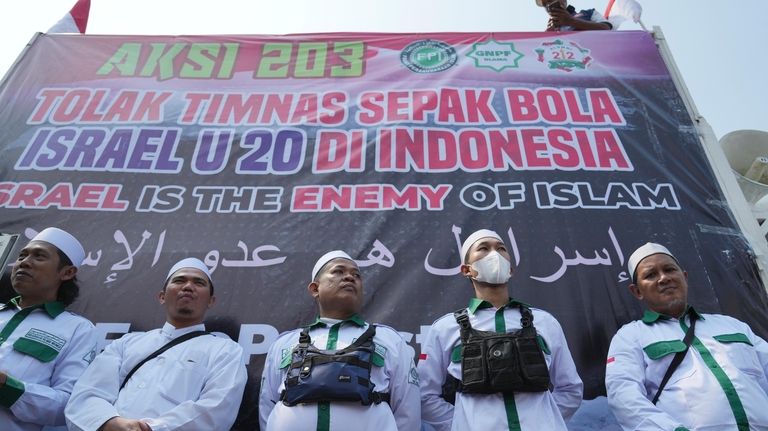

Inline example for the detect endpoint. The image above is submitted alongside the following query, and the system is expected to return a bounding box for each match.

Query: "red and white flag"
[48,0,91,34]
[604,0,643,29]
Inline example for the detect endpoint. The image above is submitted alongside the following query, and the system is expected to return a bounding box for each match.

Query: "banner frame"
[653,26,768,290]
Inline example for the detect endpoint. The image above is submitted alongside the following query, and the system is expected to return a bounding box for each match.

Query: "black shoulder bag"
[651,313,697,405]
[119,330,209,390]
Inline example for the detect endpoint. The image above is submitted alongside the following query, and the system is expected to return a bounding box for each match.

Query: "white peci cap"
[32,227,85,268]
[460,229,503,264]
[166,257,212,283]
[627,242,678,282]
[312,250,353,280]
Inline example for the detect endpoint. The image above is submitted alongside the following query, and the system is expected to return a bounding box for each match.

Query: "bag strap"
[336,324,376,354]
[299,327,312,345]
[453,308,471,343]
[120,330,208,390]
[519,304,538,337]
[651,312,697,405]
[300,323,376,349]
[454,305,534,338]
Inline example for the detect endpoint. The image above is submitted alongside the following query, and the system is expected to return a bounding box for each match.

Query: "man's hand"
[547,8,576,29]
[0,371,7,387]
[546,17,559,31]
[99,417,152,431]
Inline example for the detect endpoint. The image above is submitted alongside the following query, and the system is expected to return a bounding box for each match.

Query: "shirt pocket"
[713,332,763,377]
[12,327,66,362]
[643,339,687,360]
[643,340,696,387]
[157,350,208,404]
[9,329,66,384]
[13,337,61,363]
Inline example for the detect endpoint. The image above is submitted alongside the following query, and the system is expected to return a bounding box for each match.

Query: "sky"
[1,0,766,140]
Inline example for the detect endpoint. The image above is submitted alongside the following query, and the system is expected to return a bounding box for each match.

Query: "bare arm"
[548,8,612,31]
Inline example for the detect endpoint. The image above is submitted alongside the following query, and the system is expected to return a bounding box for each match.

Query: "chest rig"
[281,324,389,406]
[454,305,550,394]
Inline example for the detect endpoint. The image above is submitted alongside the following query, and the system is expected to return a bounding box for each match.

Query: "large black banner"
[1,32,766,422]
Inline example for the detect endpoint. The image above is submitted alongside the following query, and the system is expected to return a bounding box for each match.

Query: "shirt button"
[138,382,146,388]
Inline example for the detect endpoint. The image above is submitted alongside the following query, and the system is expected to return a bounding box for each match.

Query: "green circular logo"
[401,40,458,73]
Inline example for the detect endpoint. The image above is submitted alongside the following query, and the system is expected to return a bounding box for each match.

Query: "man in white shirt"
[0,227,97,431]
[259,250,421,431]
[606,242,768,430]
[418,229,583,431]
[65,257,247,431]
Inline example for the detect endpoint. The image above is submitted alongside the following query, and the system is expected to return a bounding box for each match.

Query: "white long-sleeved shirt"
[65,322,247,431]
[606,309,768,431]
[0,298,96,431]
[418,298,583,431]
[259,315,421,431]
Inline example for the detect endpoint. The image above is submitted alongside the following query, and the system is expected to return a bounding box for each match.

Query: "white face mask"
[470,251,512,284]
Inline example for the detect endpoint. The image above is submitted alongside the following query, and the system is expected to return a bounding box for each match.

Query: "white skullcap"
[460,229,503,263]
[627,242,679,282]
[166,258,212,283]
[32,227,85,268]
[312,250,353,280]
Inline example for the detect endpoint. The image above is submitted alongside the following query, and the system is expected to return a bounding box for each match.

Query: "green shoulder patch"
[450,344,462,363]
[372,343,387,367]
[279,348,293,369]
[537,335,551,355]
[408,366,420,386]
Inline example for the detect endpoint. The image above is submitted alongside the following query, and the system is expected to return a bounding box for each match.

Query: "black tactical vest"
[454,304,550,394]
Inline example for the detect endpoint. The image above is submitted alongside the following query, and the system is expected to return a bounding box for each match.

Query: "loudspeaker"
[720,130,768,204]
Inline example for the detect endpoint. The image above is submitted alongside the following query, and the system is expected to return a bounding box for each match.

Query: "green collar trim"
[305,313,366,328]
[7,297,64,318]
[641,305,703,325]
[468,297,529,315]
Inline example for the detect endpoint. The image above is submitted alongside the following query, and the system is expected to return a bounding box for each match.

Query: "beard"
[177,307,194,315]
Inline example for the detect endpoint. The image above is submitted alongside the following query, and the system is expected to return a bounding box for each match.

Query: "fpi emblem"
[467,39,524,72]
[400,40,458,73]
[535,39,593,72]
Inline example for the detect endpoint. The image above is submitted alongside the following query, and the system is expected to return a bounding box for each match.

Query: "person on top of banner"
[0,227,97,431]
[417,229,583,431]
[538,0,613,31]
[65,257,247,431]
[259,250,421,431]
[605,243,768,430]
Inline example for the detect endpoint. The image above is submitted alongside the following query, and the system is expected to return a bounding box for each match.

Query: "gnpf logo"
[467,39,524,72]
[400,39,458,73]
